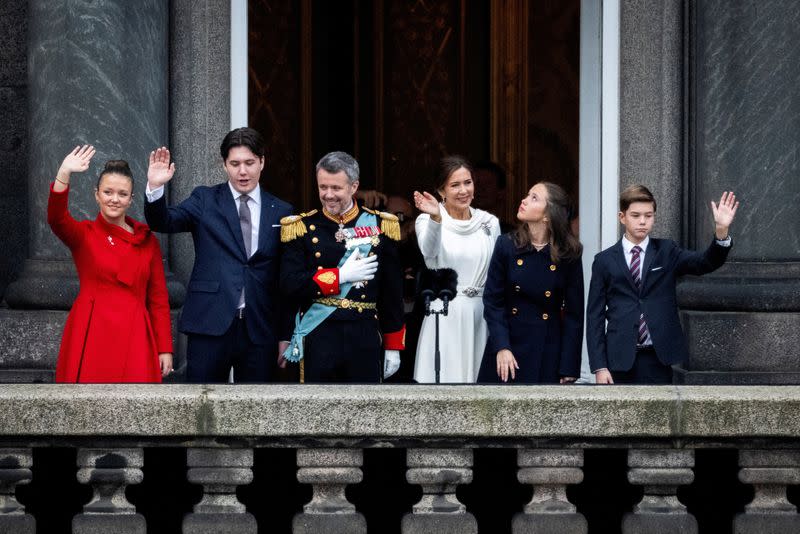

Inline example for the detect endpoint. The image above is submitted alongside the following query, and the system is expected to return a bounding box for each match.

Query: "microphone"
[420,289,436,316]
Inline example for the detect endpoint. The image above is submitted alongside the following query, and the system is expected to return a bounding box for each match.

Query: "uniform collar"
[322,199,359,225]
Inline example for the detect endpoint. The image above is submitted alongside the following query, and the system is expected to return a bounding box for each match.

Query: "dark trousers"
[613,347,673,385]
[303,320,382,383]
[186,310,274,383]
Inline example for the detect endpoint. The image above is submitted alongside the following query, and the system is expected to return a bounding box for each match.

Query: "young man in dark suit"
[144,128,293,383]
[587,185,739,384]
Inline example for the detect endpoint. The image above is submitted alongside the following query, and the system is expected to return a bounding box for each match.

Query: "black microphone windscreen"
[434,268,458,300]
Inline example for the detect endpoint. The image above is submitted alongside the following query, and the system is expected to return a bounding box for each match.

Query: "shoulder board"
[280,210,318,242]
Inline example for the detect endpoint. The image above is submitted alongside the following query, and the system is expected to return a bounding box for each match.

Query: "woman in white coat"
[412,156,501,383]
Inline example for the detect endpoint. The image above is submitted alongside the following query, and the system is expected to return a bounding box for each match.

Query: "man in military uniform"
[279,151,405,382]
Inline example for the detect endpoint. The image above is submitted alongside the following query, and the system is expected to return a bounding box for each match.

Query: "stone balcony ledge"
[1,384,799,441]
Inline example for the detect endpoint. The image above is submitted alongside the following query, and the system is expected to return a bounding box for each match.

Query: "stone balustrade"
[1,384,799,533]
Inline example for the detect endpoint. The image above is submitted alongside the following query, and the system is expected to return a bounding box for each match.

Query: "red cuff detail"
[313,268,340,295]
[383,326,406,350]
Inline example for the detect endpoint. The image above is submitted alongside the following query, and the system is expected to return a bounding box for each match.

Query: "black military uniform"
[279,201,406,382]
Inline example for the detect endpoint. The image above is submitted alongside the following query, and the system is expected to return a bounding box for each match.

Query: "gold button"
[517,259,524,266]
[545,291,551,297]
[361,294,366,299]
[374,314,379,320]
[312,237,319,244]
[317,291,321,296]
[512,308,518,315]
[317,266,323,270]
[357,307,363,313]
[315,251,321,258]
[514,285,520,292]
[369,252,375,257]
[309,224,316,231]
[550,264,556,271]
[542,313,549,320]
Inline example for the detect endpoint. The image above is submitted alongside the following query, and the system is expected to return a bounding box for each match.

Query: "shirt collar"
[622,234,649,254]
[228,182,261,206]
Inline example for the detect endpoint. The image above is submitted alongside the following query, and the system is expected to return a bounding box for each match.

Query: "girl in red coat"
[48,145,173,382]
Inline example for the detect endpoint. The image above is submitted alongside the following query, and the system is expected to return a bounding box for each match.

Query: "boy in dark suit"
[144,128,294,383]
[587,185,739,384]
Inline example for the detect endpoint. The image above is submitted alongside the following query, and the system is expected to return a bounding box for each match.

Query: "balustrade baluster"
[622,449,697,534]
[734,450,800,533]
[512,448,587,534]
[0,448,35,533]
[292,448,366,534]
[73,448,146,534]
[401,448,477,534]
[182,448,256,534]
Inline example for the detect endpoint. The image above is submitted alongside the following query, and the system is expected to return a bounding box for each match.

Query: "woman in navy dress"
[478,182,584,384]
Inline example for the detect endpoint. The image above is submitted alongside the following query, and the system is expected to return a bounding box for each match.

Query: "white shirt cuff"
[715,236,732,247]
[145,184,165,203]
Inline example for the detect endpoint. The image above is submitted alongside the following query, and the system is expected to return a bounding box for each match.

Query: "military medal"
[335,223,346,242]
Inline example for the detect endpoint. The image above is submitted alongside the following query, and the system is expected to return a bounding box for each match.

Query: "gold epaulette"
[364,207,401,241]
[280,210,318,242]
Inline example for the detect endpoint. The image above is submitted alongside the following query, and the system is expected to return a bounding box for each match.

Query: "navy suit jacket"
[144,183,293,345]
[586,237,731,372]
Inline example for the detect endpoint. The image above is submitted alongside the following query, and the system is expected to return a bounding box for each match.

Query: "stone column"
[168,0,231,285]
[622,449,697,534]
[674,0,800,384]
[183,448,256,534]
[401,448,477,534]
[0,0,180,382]
[512,449,586,534]
[292,448,366,534]
[734,450,800,533]
[73,448,145,534]
[0,448,35,533]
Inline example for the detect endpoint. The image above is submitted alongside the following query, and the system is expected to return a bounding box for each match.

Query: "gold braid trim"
[280,210,318,242]
[362,207,401,241]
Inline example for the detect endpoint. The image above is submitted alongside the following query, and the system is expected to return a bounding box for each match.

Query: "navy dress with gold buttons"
[477,234,584,383]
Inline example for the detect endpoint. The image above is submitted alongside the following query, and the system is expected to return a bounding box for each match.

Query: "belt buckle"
[462,287,479,297]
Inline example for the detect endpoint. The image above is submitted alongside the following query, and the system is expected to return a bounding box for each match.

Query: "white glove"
[384,350,400,379]
[339,249,378,284]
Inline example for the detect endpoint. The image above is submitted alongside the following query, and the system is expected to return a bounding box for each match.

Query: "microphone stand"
[423,290,452,384]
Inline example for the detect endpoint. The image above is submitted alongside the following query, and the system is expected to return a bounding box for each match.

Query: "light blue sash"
[283,211,377,362]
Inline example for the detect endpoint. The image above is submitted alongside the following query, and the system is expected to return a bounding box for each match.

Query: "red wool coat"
[48,184,173,383]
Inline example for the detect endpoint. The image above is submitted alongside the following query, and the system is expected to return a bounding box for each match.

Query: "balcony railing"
[1,384,800,533]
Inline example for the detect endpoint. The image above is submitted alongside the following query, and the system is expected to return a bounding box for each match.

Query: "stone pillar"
[0,448,35,533]
[733,450,800,533]
[183,448,256,534]
[168,0,231,285]
[512,449,586,534]
[73,448,145,534]
[622,449,697,534]
[292,448,366,534]
[674,0,800,384]
[619,0,683,239]
[401,448,477,534]
[0,0,181,382]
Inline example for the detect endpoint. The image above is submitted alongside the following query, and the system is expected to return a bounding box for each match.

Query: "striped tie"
[630,246,651,345]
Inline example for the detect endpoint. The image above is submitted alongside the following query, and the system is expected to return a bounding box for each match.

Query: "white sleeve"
[415,210,443,265]
[145,183,165,203]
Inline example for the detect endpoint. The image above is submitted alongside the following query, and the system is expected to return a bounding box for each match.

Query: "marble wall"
[692,0,800,258]
[0,3,28,298]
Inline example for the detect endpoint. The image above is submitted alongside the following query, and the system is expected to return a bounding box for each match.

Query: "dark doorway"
[248,0,578,222]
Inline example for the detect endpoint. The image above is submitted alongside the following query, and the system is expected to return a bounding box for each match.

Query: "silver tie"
[239,194,252,258]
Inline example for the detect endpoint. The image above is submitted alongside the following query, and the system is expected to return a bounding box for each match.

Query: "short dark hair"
[220,127,266,160]
[619,184,656,212]
[432,155,473,194]
[316,151,360,184]
[97,160,133,190]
